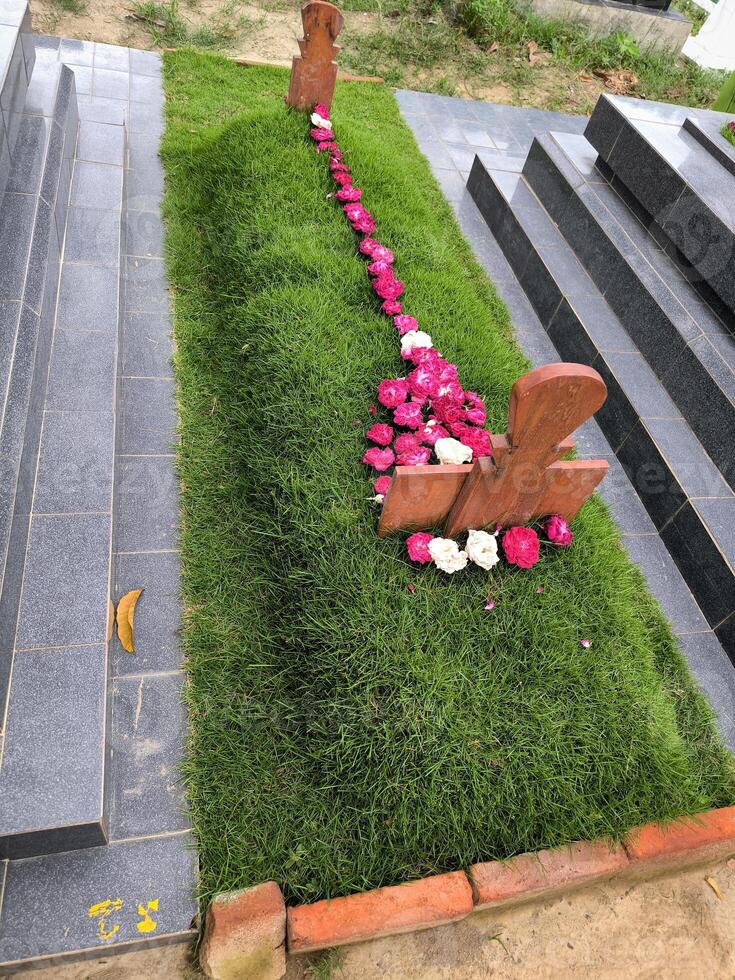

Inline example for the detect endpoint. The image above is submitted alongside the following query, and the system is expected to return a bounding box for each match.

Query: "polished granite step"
[468,155,734,655]
[0,62,78,727]
[584,94,735,318]
[522,130,734,490]
[0,52,126,859]
[0,0,34,200]
[683,115,735,179]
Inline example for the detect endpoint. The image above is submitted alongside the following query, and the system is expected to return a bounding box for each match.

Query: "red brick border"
[199,806,735,977]
[287,870,473,953]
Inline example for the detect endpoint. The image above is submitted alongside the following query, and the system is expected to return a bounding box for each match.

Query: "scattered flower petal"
[580,639,591,649]
[484,599,496,611]
[545,514,573,547]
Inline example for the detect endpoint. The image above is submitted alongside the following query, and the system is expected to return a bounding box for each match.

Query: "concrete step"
[522,130,734,491]
[467,156,735,657]
[584,94,735,319]
[0,49,126,858]
[0,0,34,200]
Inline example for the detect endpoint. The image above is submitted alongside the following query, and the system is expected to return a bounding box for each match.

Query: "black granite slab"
[683,115,735,179]
[585,94,735,316]
[523,129,734,488]
[467,153,735,655]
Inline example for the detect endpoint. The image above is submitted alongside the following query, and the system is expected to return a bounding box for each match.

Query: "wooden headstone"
[286,0,345,112]
[378,363,609,537]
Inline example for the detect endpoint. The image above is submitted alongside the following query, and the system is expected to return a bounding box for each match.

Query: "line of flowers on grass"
[309,106,571,577]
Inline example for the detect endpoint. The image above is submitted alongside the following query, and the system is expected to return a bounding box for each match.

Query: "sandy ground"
[20,856,735,979]
[31,0,381,66]
[30,0,607,109]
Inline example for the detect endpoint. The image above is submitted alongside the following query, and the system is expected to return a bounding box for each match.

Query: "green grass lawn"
[161,52,735,907]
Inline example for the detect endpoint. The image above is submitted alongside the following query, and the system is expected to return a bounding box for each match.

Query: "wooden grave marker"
[286,0,345,112]
[378,363,610,537]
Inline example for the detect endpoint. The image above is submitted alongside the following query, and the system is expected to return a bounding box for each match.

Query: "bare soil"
[31,0,608,111]
[32,0,383,67]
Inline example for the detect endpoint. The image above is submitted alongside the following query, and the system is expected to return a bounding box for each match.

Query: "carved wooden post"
[286,1,345,112]
[378,363,610,538]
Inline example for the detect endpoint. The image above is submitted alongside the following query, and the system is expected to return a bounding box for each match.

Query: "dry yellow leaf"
[705,876,723,900]
[116,589,144,654]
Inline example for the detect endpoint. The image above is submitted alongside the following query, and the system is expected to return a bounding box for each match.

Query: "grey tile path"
[396,89,735,750]
[0,35,194,967]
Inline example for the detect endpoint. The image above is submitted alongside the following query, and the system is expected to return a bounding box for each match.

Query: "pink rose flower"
[397,446,431,466]
[332,170,353,187]
[382,299,402,315]
[316,140,339,153]
[310,127,334,142]
[371,245,394,264]
[545,514,573,547]
[314,102,329,117]
[358,237,381,256]
[408,365,440,399]
[502,526,540,569]
[431,395,464,424]
[374,475,391,496]
[394,432,421,453]
[352,216,376,234]
[436,379,464,402]
[459,427,492,458]
[373,276,404,301]
[419,421,449,445]
[465,406,487,426]
[406,532,433,564]
[368,259,393,277]
[343,203,369,222]
[329,158,348,171]
[448,421,471,440]
[336,186,362,202]
[465,391,485,410]
[393,401,423,429]
[362,446,395,472]
[394,315,418,335]
[366,423,394,446]
[377,378,409,408]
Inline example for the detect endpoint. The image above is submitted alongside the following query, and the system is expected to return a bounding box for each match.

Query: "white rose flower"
[400,330,433,354]
[466,529,499,570]
[310,113,333,129]
[435,437,472,465]
[428,537,468,574]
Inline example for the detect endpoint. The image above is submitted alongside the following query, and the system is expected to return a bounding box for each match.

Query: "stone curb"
[199,806,735,976]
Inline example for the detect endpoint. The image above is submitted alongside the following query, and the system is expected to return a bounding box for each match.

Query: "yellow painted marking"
[136,898,159,934]
[87,898,123,941]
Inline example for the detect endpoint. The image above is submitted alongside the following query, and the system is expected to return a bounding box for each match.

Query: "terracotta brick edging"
[199,806,735,977]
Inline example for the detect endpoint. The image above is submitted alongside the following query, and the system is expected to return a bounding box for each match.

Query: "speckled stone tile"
[109,673,190,839]
[0,833,197,965]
